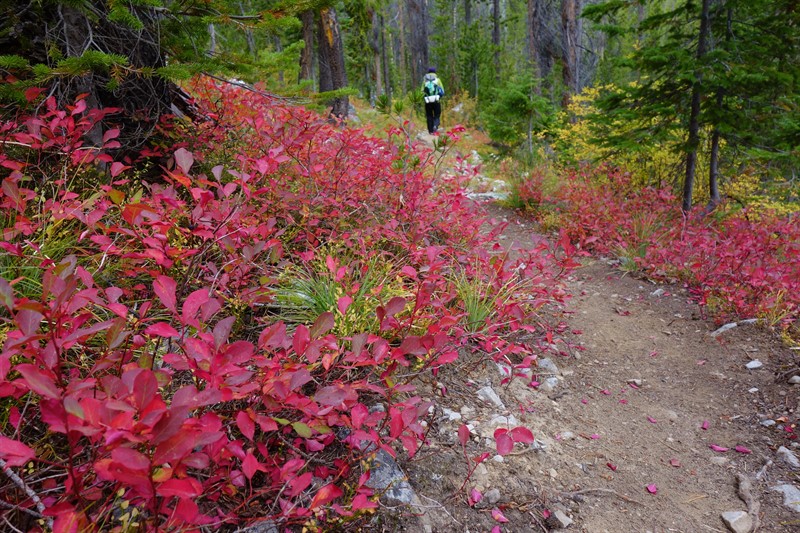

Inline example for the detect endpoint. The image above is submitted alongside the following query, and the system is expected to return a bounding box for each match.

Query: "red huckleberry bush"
[0,79,571,531]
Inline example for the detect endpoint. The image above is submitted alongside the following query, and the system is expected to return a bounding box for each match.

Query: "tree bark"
[561,0,581,107]
[407,0,430,85]
[318,7,349,119]
[683,0,712,213]
[493,0,501,82]
[300,10,315,83]
[369,8,383,98]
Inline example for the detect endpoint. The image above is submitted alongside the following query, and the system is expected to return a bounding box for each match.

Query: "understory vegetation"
[0,79,575,531]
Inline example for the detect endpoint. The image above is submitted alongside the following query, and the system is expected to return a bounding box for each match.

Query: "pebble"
[540,376,560,392]
[761,419,776,427]
[547,509,573,529]
[745,360,763,370]
[772,484,800,513]
[720,510,752,533]
[789,375,800,385]
[710,456,730,466]
[748,387,759,394]
[441,408,462,422]
[492,455,504,463]
[538,357,560,375]
[776,446,800,469]
[650,288,665,297]
[460,406,476,417]
[627,378,643,387]
[559,431,576,441]
[477,386,505,409]
[484,488,501,505]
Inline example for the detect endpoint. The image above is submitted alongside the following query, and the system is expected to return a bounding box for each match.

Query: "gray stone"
[789,375,800,385]
[772,484,800,513]
[477,386,505,409]
[237,520,278,533]
[777,446,800,469]
[484,488,502,505]
[441,408,462,422]
[538,358,560,375]
[559,431,576,441]
[710,456,730,466]
[365,449,416,504]
[745,360,763,370]
[721,510,752,533]
[711,322,738,337]
[761,419,777,427]
[540,376,560,392]
[547,509,573,529]
[650,288,665,297]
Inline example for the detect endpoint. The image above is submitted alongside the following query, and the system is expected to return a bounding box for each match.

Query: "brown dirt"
[367,204,800,533]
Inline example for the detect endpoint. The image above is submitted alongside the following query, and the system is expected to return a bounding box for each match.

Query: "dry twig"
[0,458,52,530]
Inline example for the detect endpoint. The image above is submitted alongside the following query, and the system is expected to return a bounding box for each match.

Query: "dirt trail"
[371,203,800,533]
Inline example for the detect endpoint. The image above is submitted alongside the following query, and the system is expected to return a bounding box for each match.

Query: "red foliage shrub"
[0,81,571,530]
[539,165,800,335]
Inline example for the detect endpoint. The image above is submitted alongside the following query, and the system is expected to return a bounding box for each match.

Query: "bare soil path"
[370,202,800,533]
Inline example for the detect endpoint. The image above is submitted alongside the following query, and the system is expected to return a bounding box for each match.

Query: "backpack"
[424,80,437,97]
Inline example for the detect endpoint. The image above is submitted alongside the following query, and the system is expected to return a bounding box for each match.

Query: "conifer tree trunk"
[407,0,429,84]
[493,0,501,82]
[561,0,580,107]
[300,10,315,82]
[318,7,349,119]
[683,0,712,212]
[369,8,383,97]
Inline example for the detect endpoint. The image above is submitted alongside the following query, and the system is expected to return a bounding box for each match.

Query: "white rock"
[477,386,505,409]
[441,408,462,422]
[538,358,560,375]
[484,488,501,504]
[748,387,759,394]
[650,288,665,297]
[720,510,752,533]
[492,455,504,463]
[772,484,800,513]
[761,419,776,427]
[745,360,763,370]
[711,322,738,337]
[539,377,560,392]
[559,431,576,441]
[777,446,800,469]
[551,509,573,528]
[460,406,476,417]
[789,375,800,385]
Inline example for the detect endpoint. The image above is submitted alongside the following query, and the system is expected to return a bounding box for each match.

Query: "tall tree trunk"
[369,9,383,98]
[318,7,349,119]
[465,0,478,96]
[300,10,315,83]
[527,0,542,95]
[683,0,712,213]
[380,15,391,100]
[707,3,731,211]
[407,0,429,85]
[561,0,580,107]
[493,0,501,82]
[240,2,256,57]
[208,23,217,56]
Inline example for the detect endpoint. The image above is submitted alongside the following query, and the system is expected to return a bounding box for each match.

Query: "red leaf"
[182,289,210,324]
[145,322,180,338]
[153,276,177,313]
[669,458,681,467]
[16,308,43,337]
[16,364,60,399]
[646,483,658,494]
[337,296,353,315]
[157,477,202,498]
[469,488,482,506]
[0,435,36,466]
[110,162,130,178]
[509,426,535,444]
[242,451,263,480]
[293,325,310,356]
[237,411,255,440]
[734,445,752,454]
[310,312,335,338]
[709,444,729,452]
[310,483,344,509]
[385,296,406,317]
[173,148,194,174]
[606,462,617,471]
[315,383,356,407]
[494,428,513,455]
[458,424,470,446]
[491,508,509,523]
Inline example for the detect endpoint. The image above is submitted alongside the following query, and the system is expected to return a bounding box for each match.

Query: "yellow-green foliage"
[549,84,799,214]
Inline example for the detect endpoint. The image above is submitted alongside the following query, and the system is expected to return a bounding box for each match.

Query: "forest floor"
[366,133,800,532]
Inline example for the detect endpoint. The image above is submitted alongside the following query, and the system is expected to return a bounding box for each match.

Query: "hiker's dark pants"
[425,101,442,134]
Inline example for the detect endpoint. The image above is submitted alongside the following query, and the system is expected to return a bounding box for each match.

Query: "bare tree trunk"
[208,23,217,55]
[300,10,315,83]
[527,0,542,95]
[380,14,391,100]
[369,8,383,98]
[707,3,731,211]
[240,2,256,57]
[407,0,429,85]
[318,7,349,119]
[683,0,712,213]
[561,0,580,108]
[493,0,501,82]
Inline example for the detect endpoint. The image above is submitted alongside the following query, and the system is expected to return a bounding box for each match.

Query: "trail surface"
[371,197,799,532]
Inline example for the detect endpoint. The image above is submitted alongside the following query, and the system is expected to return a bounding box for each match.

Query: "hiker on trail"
[422,67,445,135]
